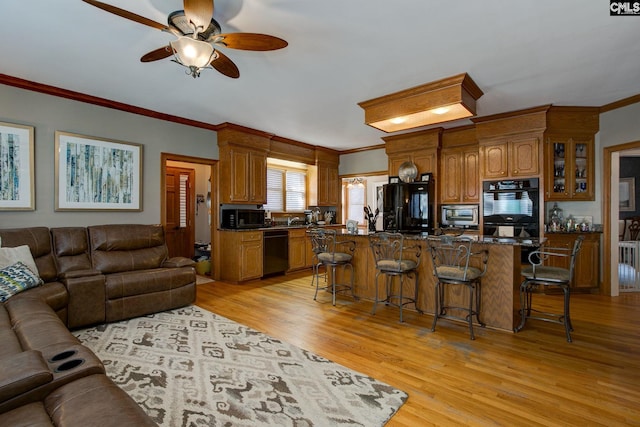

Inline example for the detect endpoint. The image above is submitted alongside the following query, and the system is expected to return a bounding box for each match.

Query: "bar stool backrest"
[369,232,421,273]
[309,228,335,255]
[428,236,485,283]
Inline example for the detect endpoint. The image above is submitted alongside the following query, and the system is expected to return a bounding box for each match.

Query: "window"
[179,174,189,227]
[264,161,307,212]
[343,178,366,224]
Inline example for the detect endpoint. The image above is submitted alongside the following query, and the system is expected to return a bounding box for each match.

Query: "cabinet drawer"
[241,231,263,242]
[288,228,307,238]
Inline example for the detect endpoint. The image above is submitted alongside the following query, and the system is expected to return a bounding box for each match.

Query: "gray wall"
[0,84,218,228]
[339,147,387,175]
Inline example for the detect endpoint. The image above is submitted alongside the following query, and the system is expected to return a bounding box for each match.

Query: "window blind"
[179,174,188,228]
[286,170,306,211]
[264,168,284,211]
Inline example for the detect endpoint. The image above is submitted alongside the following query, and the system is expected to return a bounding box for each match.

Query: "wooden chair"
[626,216,640,240]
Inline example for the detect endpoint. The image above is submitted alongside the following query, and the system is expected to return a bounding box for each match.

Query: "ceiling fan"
[82,0,288,78]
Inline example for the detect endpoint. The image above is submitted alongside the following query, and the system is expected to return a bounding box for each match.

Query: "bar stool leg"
[371,271,381,315]
[562,285,572,342]
[431,282,440,332]
[515,281,529,332]
[399,274,404,323]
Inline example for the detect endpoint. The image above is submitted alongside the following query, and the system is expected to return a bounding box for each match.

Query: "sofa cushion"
[0,245,39,276]
[0,262,43,302]
[89,224,168,273]
[44,374,157,427]
[0,401,54,426]
[5,297,79,352]
[8,282,69,315]
[50,227,92,274]
[0,228,58,283]
[0,305,23,358]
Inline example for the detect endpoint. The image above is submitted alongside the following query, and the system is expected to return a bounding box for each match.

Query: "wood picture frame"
[619,177,635,212]
[0,121,35,210]
[55,131,143,211]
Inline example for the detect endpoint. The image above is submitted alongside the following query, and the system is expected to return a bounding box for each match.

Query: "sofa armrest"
[162,257,196,268]
[0,350,53,402]
[58,269,101,280]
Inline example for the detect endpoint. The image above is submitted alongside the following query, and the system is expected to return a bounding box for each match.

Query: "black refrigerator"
[383,181,435,233]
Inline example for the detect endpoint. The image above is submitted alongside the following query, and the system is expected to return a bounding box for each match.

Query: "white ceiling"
[2,1,640,151]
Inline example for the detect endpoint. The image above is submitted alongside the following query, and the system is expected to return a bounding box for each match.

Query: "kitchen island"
[333,230,543,332]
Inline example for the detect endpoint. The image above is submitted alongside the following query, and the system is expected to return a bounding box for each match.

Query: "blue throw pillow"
[0,262,43,302]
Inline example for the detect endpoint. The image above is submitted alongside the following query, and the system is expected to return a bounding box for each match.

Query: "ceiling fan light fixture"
[358,73,484,132]
[170,36,215,78]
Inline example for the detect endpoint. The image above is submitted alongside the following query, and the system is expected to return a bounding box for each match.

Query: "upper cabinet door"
[462,149,480,202]
[510,136,540,177]
[481,142,508,179]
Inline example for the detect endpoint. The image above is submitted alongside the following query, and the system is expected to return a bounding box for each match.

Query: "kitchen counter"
[337,228,545,247]
[330,231,539,332]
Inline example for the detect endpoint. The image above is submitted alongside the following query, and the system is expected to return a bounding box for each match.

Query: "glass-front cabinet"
[545,135,594,201]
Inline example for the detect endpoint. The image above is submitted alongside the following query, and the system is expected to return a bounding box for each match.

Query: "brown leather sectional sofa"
[0,224,197,426]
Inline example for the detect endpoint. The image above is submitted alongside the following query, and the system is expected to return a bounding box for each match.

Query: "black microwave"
[221,209,265,229]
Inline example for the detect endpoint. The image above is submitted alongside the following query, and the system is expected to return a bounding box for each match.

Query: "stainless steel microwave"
[221,209,265,229]
[440,204,479,227]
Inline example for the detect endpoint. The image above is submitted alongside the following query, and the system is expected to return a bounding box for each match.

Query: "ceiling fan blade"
[216,33,288,51]
[211,50,240,79]
[140,46,173,62]
[183,0,214,32]
[82,0,169,31]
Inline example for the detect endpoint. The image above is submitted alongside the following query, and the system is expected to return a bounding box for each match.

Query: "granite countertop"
[337,229,545,247]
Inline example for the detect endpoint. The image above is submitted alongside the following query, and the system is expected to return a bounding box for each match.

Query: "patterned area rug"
[73,305,407,426]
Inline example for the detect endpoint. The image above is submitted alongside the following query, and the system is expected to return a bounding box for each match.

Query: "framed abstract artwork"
[619,177,635,212]
[54,131,143,211]
[0,121,35,210]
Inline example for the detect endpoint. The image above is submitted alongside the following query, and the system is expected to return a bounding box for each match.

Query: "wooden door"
[165,166,195,259]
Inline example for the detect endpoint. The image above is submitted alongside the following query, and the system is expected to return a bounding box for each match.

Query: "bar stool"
[369,232,422,322]
[307,228,357,305]
[515,235,584,342]
[427,236,488,340]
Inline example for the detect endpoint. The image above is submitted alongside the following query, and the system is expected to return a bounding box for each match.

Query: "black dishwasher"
[263,230,289,276]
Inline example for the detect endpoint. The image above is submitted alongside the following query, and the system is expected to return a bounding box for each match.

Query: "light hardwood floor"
[196,271,640,426]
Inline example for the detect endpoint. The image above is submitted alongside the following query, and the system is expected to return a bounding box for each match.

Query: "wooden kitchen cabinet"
[543,107,599,201]
[480,135,540,179]
[219,230,263,282]
[217,125,270,205]
[440,146,479,203]
[288,228,308,271]
[221,147,266,204]
[384,128,441,178]
[474,105,548,181]
[317,162,340,206]
[545,136,594,201]
[542,232,600,291]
